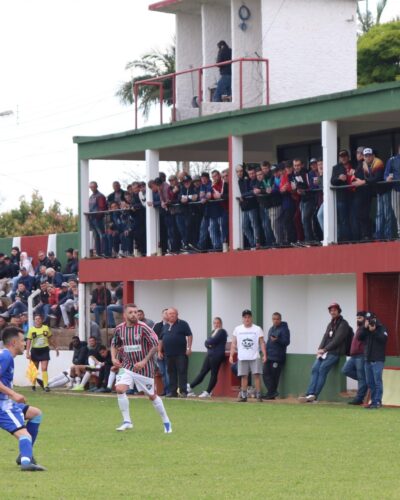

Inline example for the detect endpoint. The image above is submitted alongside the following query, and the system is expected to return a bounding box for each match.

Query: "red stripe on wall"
[20,235,49,268]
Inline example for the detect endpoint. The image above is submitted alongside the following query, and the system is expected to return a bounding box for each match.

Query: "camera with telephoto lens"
[366,312,376,327]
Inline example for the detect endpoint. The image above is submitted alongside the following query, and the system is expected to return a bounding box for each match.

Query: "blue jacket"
[384,155,400,192]
[266,321,290,362]
[205,328,227,356]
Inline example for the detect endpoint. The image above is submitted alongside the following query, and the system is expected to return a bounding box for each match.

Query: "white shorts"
[116,368,155,396]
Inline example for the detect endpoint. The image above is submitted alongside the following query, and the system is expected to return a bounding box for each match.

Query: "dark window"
[350,128,400,162]
[277,141,322,164]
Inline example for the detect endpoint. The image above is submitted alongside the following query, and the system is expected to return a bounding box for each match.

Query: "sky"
[0,0,399,214]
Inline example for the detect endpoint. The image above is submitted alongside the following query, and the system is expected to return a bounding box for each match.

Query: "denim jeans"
[341,355,367,402]
[336,199,351,242]
[259,207,275,246]
[208,217,223,250]
[167,354,188,396]
[92,305,106,326]
[106,304,123,328]
[317,203,324,235]
[300,199,316,242]
[89,218,105,256]
[213,74,231,102]
[34,303,51,322]
[157,357,170,395]
[175,213,188,247]
[365,360,384,405]
[306,353,339,398]
[376,191,395,239]
[242,209,260,248]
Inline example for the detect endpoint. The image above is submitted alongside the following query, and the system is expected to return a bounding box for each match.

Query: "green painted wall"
[187,352,208,392]
[0,237,13,256]
[56,232,79,269]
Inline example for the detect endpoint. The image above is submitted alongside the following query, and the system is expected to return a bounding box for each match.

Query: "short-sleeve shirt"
[26,325,52,349]
[233,323,264,361]
[161,319,192,357]
[0,348,14,409]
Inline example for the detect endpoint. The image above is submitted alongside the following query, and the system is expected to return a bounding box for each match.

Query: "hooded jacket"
[266,321,290,362]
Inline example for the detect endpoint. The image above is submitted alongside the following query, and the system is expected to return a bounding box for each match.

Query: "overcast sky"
[0,0,398,213]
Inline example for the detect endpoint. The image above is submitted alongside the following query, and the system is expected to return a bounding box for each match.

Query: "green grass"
[1,391,400,499]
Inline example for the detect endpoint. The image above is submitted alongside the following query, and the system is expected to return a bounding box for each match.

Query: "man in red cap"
[299,302,350,403]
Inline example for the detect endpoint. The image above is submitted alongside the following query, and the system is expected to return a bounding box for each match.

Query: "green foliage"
[358,21,400,86]
[0,191,77,237]
[116,44,176,118]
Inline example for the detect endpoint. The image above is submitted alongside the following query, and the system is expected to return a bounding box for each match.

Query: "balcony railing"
[133,57,270,129]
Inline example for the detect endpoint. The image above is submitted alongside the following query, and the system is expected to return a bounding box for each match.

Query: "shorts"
[237,358,263,376]
[31,347,50,362]
[116,368,155,396]
[0,401,28,434]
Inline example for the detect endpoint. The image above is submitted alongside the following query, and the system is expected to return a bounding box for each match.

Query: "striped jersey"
[111,321,158,377]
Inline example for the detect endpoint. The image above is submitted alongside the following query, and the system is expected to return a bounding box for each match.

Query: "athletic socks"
[80,371,91,388]
[107,372,116,389]
[117,393,131,423]
[18,436,33,465]
[152,395,170,424]
[26,414,42,445]
[42,372,49,388]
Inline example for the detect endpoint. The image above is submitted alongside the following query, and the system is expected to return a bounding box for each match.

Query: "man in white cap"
[299,303,350,403]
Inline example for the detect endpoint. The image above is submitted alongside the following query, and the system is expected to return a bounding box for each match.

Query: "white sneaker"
[298,394,316,403]
[116,422,133,431]
[187,391,196,397]
[164,422,172,434]
[187,383,192,392]
[198,391,211,398]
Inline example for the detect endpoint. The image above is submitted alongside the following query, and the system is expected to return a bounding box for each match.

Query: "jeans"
[167,354,188,396]
[300,199,316,242]
[336,199,352,242]
[263,360,284,397]
[306,354,339,398]
[92,305,106,326]
[157,357,170,395]
[89,218,105,256]
[269,205,283,244]
[34,303,51,322]
[213,74,231,102]
[341,355,367,402]
[190,353,225,394]
[175,213,188,247]
[376,191,395,239]
[208,217,223,250]
[317,203,324,235]
[365,361,384,405]
[242,209,260,248]
[259,207,275,246]
[8,301,28,317]
[106,304,123,328]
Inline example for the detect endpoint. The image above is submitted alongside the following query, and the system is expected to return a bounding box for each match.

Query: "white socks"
[80,371,91,388]
[152,396,170,424]
[48,372,71,388]
[118,393,131,423]
[107,372,116,389]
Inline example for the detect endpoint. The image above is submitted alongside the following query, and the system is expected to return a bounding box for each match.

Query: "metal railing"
[133,57,270,129]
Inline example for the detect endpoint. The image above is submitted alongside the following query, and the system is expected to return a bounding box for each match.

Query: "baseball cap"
[0,312,10,319]
[242,309,252,317]
[339,149,349,157]
[182,175,192,182]
[309,158,318,164]
[363,148,373,156]
[61,282,69,288]
[328,302,342,313]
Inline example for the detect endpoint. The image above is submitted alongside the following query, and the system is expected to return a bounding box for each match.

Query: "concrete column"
[146,149,160,256]
[78,283,90,342]
[229,136,243,250]
[79,160,90,258]
[322,121,338,245]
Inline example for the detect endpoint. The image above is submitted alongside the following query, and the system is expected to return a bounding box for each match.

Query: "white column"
[322,121,338,245]
[78,283,87,341]
[230,136,243,250]
[79,160,90,258]
[146,149,160,256]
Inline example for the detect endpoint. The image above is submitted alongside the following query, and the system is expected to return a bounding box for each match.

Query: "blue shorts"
[0,401,28,434]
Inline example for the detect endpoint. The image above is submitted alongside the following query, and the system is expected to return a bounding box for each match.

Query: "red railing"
[133,57,270,129]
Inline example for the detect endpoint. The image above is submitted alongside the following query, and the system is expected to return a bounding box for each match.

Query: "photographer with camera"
[359,312,388,409]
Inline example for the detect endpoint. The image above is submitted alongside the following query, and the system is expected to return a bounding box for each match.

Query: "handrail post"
[239,59,243,109]
[198,68,203,115]
[172,75,176,122]
[134,83,139,129]
[160,83,164,125]
[266,60,270,105]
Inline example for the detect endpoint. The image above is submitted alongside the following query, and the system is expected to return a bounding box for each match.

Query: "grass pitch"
[0,391,400,499]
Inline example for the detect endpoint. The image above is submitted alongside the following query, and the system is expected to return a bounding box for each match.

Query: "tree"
[358,21,400,85]
[0,191,78,237]
[357,0,388,33]
[116,45,175,119]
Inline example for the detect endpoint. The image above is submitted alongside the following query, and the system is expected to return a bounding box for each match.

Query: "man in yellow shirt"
[26,314,59,392]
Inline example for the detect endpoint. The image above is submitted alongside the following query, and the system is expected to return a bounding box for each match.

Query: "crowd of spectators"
[87,145,400,256]
[0,247,79,328]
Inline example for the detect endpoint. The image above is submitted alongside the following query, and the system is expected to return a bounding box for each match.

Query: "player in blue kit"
[0,326,46,471]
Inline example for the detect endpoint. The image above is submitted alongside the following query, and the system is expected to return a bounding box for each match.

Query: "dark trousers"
[167,354,188,396]
[263,360,283,397]
[97,364,111,389]
[190,354,225,394]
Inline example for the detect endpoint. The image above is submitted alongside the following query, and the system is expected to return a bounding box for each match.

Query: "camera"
[365,312,376,327]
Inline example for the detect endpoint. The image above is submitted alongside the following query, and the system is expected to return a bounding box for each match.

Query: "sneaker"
[365,403,381,409]
[96,387,111,393]
[31,386,36,392]
[178,392,187,399]
[71,384,84,391]
[237,392,247,402]
[47,314,57,319]
[348,399,363,405]
[163,422,172,434]
[21,462,46,471]
[16,455,36,466]
[298,394,316,403]
[247,386,256,398]
[256,392,263,402]
[198,391,211,398]
[44,387,50,393]
[187,391,196,397]
[116,422,133,431]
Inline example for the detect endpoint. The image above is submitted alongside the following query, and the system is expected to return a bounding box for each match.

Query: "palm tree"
[357,0,388,33]
[116,45,175,119]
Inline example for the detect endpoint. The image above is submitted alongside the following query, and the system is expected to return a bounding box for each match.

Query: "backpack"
[345,326,354,356]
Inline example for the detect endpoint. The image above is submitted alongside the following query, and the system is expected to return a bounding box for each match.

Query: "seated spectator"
[48,282,64,326]
[63,248,79,279]
[72,336,102,391]
[8,283,30,317]
[90,282,112,326]
[45,267,63,288]
[35,265,49,288]
[34,250,51,274]
[0,312,10,347]
[106,282,123,328]
[0,253,13,295]
[33,281,51,323]
[67,336,89,389]
[47,251,62,272]
[9,246,21,277]
[94,345,114,393]
[60,281,79,329]
[10,252,34,293]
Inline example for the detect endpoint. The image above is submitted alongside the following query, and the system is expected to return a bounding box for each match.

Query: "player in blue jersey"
[0,326,46,471]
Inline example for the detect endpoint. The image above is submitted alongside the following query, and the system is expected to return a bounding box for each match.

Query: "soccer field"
[1,391,400,499]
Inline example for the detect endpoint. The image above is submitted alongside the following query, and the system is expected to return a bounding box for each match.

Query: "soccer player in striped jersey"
[111,303,172,433]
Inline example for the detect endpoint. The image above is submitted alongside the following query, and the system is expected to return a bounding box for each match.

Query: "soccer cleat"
[164,422,172,434]
[71,384,84,391]
[198,391,211,399]
[116,422,133,431]
[16,455,36,466]
[21,462,46,471]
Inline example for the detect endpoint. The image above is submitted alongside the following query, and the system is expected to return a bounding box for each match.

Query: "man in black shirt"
[158,308,193,398]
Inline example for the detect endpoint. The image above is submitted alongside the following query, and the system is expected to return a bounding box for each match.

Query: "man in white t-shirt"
[229,309,267,402]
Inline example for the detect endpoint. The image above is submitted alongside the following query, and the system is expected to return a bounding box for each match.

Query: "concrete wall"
[263,274,357,354]
[134,279,208,352]
[14,350,73,387]
[262,0,357,104]
[211,277,251,338]
[176,11,203,121]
